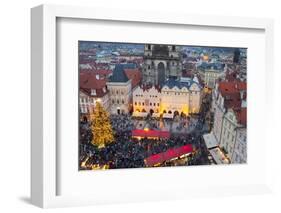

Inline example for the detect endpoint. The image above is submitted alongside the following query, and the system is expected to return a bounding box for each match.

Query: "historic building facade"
[79,72,110,117]
[220,108,246,162]
[197,62,225,89]
[132,86,161,115]
[231,127,247,163]
[142,44,182,86]
[132,77,202,117]
[209,80,247,163]
[106,65,133,115]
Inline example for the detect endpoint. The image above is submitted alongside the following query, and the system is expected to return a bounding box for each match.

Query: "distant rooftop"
[198,62,225,71]
[163,77,201,90]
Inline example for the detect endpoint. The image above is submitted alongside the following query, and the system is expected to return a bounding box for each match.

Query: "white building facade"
[231,128,247,163]
[132,86,161,115]
[107,80,132,115]
[79,90,110,114]
[208,80,247,163]
[132,77,202,117]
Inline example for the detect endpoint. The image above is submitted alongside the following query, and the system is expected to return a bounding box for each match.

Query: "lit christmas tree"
[90,102,114,148]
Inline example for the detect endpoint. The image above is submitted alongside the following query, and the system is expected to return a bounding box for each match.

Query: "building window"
[172,45,176,51]
[91,89,96,96]
[148,44,151,50]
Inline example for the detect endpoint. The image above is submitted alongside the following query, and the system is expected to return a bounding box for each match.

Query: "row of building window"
[80,106,89,114]
[110,90,125,95]
[135,94,158,98]
[112,99,125,104]
[161,91,198,96]
[135,102,160,107]
[80,97,94,104]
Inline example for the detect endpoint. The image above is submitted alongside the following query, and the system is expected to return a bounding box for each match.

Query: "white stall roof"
[209,147,230,164]
[203,133,219,149]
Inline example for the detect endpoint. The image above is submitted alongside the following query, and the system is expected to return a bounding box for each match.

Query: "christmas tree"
[90,102,114,148]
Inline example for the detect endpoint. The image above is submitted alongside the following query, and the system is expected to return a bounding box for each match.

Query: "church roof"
[163,78,201,90]
[109,64,129,83]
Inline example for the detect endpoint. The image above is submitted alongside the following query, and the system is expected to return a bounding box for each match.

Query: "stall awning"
[163,113,173,119]
[132,112,148,117]
[144,144,193,167]
[203,133,219,149]
[132,129,170,139]
[209,147,230,164]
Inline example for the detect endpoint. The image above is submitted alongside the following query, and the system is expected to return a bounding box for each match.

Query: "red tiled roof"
[144,144,193,167]
[80,72,108,97]
[225,70,238,81]
[224,93,242,109]
[234,107,247,126]
[218,81,246,109]
[219,81,244,94]
[218,81,246,95]
[124,69,142,89]
[80,69,112,76]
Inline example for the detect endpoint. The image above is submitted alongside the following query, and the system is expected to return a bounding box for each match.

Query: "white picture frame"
[31,4,274,208]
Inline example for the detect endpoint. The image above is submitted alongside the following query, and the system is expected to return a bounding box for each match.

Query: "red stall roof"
[144,144,193,167]
[132,129,170,139]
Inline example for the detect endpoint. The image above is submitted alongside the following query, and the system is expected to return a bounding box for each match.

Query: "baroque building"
[142,44,182,86]
[79,72,110,116]
[132,77,202,118]
[209,80,247,163]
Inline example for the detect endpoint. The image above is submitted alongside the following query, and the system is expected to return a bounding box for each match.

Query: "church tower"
[142,44,182,86]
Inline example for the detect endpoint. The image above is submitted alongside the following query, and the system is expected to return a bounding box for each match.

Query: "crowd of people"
[79,94,213,170]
